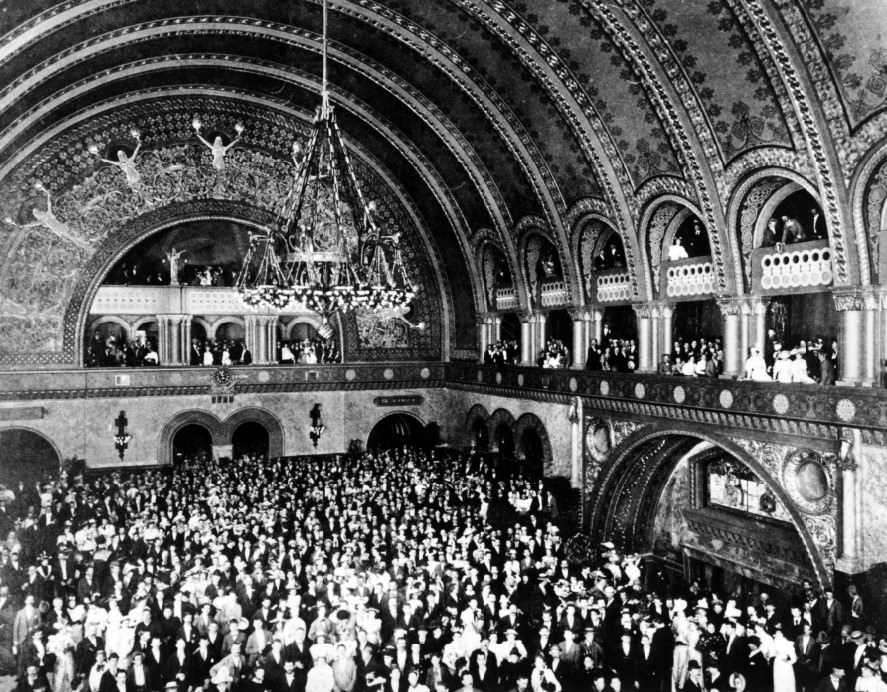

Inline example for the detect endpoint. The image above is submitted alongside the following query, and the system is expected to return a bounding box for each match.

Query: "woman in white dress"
[771,627,797,692]
[47,625,76,692]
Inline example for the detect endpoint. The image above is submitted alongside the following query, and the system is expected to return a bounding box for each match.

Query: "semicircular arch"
[156,409,222,468]
[219,407,285,458]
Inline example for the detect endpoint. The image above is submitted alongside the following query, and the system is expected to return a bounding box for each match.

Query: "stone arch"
[366,411,426,451]
[65,200,276,366]
[639,196,707,296]
[156,409,222,468]
[465,404,490,452]
[851,139,887,285]
[86,315,132,333]
[570,213,613,304]
[283,314,323,340]
[513,412,553,476]
[728,169,820,292]
[488,407,516,457]
[211,317,246,340]
[219,407,285,458]
[477,240,512,312]
[588,427,833,589]
[132,316,159,331]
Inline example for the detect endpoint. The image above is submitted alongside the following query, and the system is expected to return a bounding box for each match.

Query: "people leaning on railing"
[85,338,159,368]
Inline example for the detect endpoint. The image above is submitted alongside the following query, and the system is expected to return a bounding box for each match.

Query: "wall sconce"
[309,403,325,448]
[113,410,132,461]
[838,436,856,471]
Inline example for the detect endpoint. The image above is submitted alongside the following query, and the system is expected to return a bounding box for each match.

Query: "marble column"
[569,309,587,369]
[863,290,878,386]
[739,298,752,364]
[569,397,583,488]
[751,297,769,354]
[591,309,604,345]
[181,316,193,365]
[632,303,654,373]
[244,315,258,363]
[833,290,865,385]
[536,312,547,352]
[267,316,279,364]
[490,314,502,343]
[836,428,863,574]
[717,298,743,378]
[156,316,168,365]
[660,304,674,359]
[649,305,662,370]
[519,312,534,365]
[166,315,183,366]
[256,316,270,364]
[477,314,490,362]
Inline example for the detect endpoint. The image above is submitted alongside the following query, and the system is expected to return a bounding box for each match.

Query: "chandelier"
[235,0,414,328]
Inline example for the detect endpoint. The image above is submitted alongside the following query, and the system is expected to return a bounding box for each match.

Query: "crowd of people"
[278,340,340,366]
[585,336,639,373]
[537,340,571,369]
[85,336,159,368]
[742,333,838,385]
[655,338,724,379]
[482,341,519,368]
[111,264,236,288]
[0,446,879,692]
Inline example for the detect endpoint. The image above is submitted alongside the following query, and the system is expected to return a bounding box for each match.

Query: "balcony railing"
[90,285,320,316]
[751,240,833,294]
[663,257,715,298]
[540,280,569,307]
[495,287,518,311]
[595,270,632,303]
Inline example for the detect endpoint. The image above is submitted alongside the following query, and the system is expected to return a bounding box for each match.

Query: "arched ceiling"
[0,0,885,363]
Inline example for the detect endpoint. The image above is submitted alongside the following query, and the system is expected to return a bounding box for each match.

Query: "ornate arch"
[156,409,222,467]
[86,315,133,334]
[132,316,160,331]
[513,412,553,470]
[569,210,613,305]
[850,138,887,285]
[211,317,246,338]
[588,427,834,589]
[488,407,515,435]
[218,407,285,458]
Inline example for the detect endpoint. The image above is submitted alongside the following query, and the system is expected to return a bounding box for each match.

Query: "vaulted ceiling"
[0,0,885,363]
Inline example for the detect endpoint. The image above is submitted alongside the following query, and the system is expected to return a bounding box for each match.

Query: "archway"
[367,413,425,452]
[171,424,213,466]
[514,413,553,479]
[157,410,222,467]
[494,424,514,460]
[588,431,830,593]
[0,428,61,494]
[232,422,270,460]
[219,408,285,459]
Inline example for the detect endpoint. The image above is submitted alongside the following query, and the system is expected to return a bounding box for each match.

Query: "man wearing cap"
[813,664,848,692]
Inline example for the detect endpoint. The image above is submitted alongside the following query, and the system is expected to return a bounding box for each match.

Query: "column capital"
[716,297,744,317]
[631,302,655,319]
[862,289,881,312]
[749,296,770,315]
[518,310,534,324]
[566,307,586,321]
[832,289,865,312]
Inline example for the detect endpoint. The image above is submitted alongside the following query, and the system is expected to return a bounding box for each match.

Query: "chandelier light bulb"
[130,128,141,140]
[87,144,99,155]
[235,122,244,134]
[192,118,202,131]
[33,181,44,191]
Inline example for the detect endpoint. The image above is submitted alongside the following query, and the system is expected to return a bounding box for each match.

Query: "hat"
[237,617,249,631]
[601,541,615,550]
[816,631,830,645]
[851,630,864,641]
[210,669,233,686]
[164,682,179,691]
[688,661,701,671]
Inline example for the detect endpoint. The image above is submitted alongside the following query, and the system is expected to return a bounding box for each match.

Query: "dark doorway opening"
[472,418,489,452]
[494,423,514,460]
[172,424,213,466]
[0,429,60,495]
[520,428,545,479]
[367,414,424,452]
[232,422,269,460]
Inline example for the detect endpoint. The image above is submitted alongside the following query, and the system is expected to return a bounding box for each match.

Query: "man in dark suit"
[813,665,848,692]
[189,340,203,366]
[795,622,820,691]
[274,659,305,692]
[745,636,770,692]
[722,620,747,678]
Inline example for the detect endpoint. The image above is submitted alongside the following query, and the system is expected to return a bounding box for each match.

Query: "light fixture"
[113,410,132,461]
[309,403,325,447]
[235,0,414,329]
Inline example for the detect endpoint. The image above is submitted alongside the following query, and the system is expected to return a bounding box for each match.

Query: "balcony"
[90,285,320,316]
[540,280,569,307]
[495,287,518,311]
[751,240,833,294]
[662,257,715,299]
[595,269,632,303]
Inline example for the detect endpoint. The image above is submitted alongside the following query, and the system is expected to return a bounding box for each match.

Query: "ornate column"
[569,397,583,487]
[568,309,587,369]
[660,304,674,358]
[181,316,193,365]
[165,315,184,365]
[739,298,752,365]
[536,312,547,352]
[751,297,769,354]
[591,308,604,345]
[863,290,878,386]
[255,315,271,364]
[244,315,259,364]
[519,311,534,365]
[632,303,654,373]
[649,304,662,369]
[833,290,865,385]
[490,314,502,343]
[155,316,169,365]
[477,314,490,362]
[836,428,863,574]
[267,316,279,364]
[717,298,743,378]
